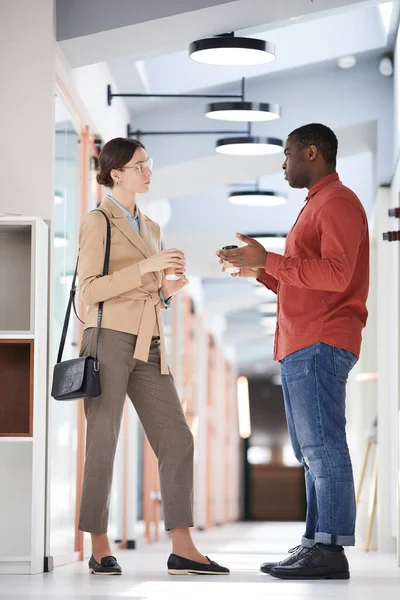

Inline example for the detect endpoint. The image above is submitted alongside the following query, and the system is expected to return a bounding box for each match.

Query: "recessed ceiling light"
[379,55,393,77]
[338,55,357,69]
[228,190,287,206]
[216,136,283,156]
[189,34,275,67]
[205,101,280,122]
[246,233,286,250]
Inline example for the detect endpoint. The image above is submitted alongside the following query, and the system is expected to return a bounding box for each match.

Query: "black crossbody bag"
[51,210,111,401]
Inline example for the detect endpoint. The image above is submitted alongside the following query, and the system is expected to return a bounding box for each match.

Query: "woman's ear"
[110,169,119,186]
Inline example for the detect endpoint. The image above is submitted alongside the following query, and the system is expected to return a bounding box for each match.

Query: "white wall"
[0,0,55,219]
[73,63,130,142]
[349,181,399,555]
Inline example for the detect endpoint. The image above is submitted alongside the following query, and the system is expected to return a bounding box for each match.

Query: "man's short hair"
[289,123,338,167]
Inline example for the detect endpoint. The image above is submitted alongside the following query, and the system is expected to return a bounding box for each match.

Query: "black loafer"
[89,555,122,575]
[260,545,311,574]
[167,553,230,575]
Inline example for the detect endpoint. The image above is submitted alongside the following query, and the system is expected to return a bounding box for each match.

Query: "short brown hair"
[97,137,145,187]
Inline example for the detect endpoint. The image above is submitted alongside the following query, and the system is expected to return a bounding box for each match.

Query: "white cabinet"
[0,217,49,574]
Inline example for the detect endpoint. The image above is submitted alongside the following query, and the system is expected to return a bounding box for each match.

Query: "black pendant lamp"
[216,136,283,156]
[206,101,280,122]
[189,32,275,67]
[229,189,287,207]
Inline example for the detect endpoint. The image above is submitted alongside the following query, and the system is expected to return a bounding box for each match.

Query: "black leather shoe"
[269,544,350,580]
[260,545,311,574]
[89,555,122,575]
[167,553,230,575]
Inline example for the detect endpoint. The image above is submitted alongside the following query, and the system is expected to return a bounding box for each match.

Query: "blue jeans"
[280,342,358,547]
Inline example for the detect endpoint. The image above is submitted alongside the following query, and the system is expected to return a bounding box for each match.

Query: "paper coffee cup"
[222,245,240,274]
[165,267,181,281]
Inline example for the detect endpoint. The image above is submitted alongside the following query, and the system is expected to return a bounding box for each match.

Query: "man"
[217,123,369,580]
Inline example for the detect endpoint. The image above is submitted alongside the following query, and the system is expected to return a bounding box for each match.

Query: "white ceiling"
[59,0,398,373]
[108,2,389,106]
[59,0,389,66]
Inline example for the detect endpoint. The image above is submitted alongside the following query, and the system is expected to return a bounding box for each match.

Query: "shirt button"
[342,253,347,259]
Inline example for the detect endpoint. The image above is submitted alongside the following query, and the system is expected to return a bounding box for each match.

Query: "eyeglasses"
[121,157,153,176]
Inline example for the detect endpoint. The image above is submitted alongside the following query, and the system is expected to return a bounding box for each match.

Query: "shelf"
[0,341,33,436]
[0,556,31,562]
[0,332,34,339]
[0,225,32,332]
[0,437,33,442]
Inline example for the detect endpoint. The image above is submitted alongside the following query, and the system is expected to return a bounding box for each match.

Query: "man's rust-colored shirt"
[257,173,369,361]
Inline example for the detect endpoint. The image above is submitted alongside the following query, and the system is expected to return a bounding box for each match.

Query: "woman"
[78,137,229,577]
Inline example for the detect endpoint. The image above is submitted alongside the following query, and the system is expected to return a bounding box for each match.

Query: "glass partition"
[50,94,80,557]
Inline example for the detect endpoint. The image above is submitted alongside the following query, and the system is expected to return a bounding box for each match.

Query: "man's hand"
[216,233,268,269]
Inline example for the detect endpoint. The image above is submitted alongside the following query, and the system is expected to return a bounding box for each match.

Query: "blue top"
[106,195,171,308]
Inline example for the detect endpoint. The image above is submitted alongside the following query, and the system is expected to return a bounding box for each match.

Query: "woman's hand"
[161,270,189,297]
[139,248,186,276]
[219,258,262,279]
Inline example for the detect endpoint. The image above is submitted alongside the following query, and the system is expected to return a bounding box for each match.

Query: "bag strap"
[56,209,111,366]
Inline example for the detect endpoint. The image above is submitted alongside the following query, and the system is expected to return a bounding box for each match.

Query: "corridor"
[1,522,399,599]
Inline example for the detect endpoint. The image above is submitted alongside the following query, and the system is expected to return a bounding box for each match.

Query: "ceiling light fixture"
[189,32,275,67]
[246,233,287,250]
[338,55,357,69]
[206,101,280,122]
[205,78,280,123]
[216,136,283,156]
[228,180,287,206]
[379,54,393,77]
[111,78,280,126]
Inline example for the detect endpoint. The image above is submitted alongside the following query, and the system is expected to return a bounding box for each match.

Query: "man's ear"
[308,145,318,162]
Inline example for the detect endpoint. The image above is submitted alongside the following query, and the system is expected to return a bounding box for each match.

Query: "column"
[171,293,185,399]
[376,187,397,553]
[214,344,226,526]
[193,314,208,529]
[0,0,55,218]
[0,0,55,570]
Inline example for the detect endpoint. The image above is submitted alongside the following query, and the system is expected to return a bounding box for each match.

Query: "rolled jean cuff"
[302,533,355,547]
[302,536,316,549]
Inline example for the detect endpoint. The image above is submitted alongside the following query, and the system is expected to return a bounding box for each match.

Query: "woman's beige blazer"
[78,197,168,374]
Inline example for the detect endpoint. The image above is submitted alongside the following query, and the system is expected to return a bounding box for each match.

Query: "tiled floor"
[1,522,399,599]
